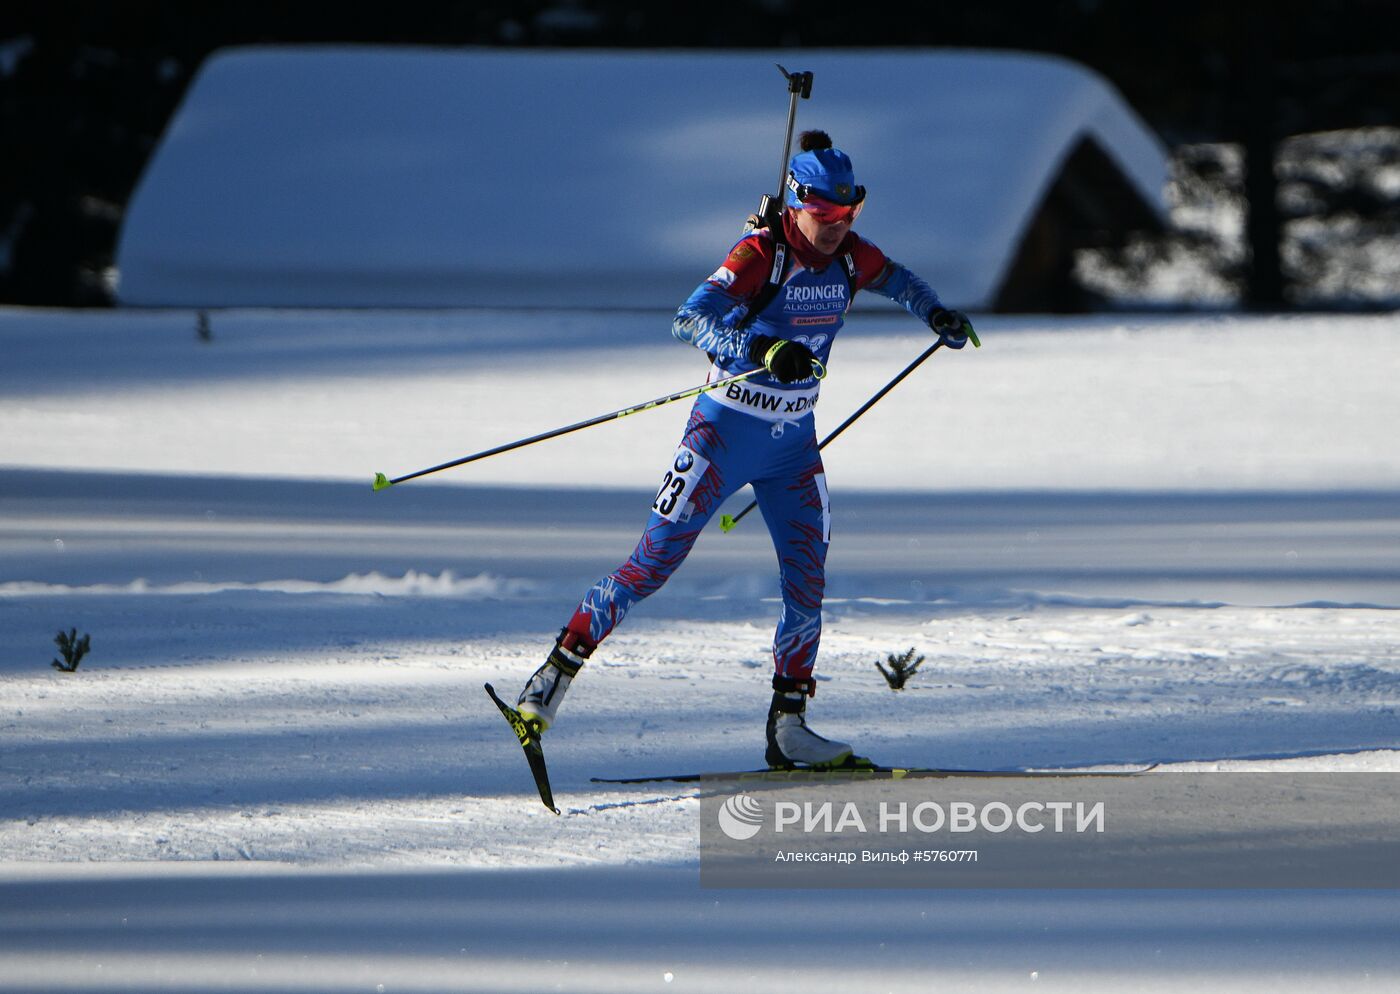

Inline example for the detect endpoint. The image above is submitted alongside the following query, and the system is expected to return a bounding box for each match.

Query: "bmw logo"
[674,451,694,473]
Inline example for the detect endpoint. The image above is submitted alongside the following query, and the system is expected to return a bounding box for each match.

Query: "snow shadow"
[3,867,1399,992]
[6,468,1400,607]
[1,716,537,818]
[0,308,682,396]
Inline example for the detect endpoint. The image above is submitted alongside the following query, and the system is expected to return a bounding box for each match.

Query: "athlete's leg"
[564,400,738,646]
[517,400,747,728]
[751,431,830,681]
[752,431,850,767]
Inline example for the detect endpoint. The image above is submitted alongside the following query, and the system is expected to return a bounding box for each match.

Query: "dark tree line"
[2,0,1397,308]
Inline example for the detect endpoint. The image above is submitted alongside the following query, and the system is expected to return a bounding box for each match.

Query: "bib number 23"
[652,445,711,523]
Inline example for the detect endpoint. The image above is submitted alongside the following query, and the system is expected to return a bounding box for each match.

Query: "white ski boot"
[765,676,856,769]
[516,629,593,731]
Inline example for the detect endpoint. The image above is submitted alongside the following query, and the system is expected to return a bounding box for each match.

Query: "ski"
[591,763,1159,785]
[485,682,560,814]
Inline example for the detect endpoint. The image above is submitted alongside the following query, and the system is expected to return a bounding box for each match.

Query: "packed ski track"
[2,307,1399,992]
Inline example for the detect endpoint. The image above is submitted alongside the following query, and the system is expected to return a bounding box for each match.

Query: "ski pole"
[718,338,961,532]
[374,368,772,491]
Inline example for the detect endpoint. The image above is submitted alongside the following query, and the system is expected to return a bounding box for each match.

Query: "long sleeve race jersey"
[672,210,944,421]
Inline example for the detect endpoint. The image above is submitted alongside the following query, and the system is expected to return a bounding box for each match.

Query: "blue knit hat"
[785,131,860,207]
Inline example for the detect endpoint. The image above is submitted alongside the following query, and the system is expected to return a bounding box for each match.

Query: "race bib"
[652,444,711,523]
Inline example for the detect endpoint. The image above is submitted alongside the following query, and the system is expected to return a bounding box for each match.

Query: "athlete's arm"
[850,237,944,324]
[672,235,773,361]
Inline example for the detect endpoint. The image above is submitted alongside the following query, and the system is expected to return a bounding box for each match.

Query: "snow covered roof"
[115,48,1167,310]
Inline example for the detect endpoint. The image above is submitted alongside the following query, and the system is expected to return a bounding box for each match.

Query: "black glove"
[929,308,973,349]
[748,335,817,383]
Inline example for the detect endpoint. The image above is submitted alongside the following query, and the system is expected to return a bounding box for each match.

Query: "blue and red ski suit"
[564,210,945,679]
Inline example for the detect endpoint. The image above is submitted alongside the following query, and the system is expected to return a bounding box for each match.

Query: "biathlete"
[515,130,975,768]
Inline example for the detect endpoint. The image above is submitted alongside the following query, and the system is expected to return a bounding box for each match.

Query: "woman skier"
[514,130,974,768]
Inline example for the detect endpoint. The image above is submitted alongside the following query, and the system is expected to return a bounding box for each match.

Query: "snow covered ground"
[2,306,1399,991]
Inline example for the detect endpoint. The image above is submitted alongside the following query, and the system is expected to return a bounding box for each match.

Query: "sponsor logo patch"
[707,266,738,289]
[724,382,819,414]
[784,284,847,302]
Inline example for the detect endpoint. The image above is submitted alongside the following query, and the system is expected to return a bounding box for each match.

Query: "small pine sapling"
[876,646,924,691]
[51,628,91,672]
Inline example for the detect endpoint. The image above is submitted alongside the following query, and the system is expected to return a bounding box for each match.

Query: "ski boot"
[765,675,858,769]
[516,629,593,732]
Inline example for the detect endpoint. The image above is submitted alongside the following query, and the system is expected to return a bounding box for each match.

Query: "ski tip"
[372,472,392,492]
[718,514,737,533]
[968,326,982,348]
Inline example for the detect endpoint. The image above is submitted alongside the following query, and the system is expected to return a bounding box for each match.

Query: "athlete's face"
[793,207,851,255]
